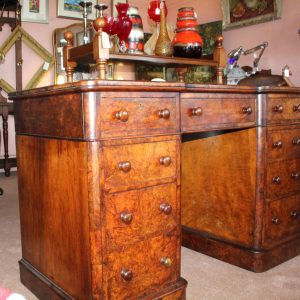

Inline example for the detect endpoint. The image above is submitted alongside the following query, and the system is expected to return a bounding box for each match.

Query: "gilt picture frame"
[57,0,98,20]
[0,26,54,92]
[21,0,49,23]
[221,0,281,30]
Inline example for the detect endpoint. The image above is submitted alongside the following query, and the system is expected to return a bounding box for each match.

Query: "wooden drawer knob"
[290,211,299,218]
[115,110,129,122]
[159,203,172,215]
[158,108,170,119]
[273,105,283,113]
[160,257,172,267]
[242,106,252,114]
[121,268,133,281]
[273,140,283,148]
[191,107,202,116]
[292,138,300,145]
[291,172,299,179]
[272,218,281,225]
[272,176,281,184]
[293,105,300,112]
[118,161,131,173]
[160,156,172,166]
[120,212,133,224]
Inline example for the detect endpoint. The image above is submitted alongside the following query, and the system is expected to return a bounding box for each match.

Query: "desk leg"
[2,109,10,177]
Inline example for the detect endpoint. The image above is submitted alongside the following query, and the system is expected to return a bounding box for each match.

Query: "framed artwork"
[221,0,281,30]
[21,0,49,23]
[57,0,98,19]
[198,20,222,56]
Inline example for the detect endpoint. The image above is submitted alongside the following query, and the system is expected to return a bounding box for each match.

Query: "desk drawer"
[106,234,179,300]
[267,96,300,124]
[104,183,178,250]
[267,126,300,161]
[263,195,300,247]
[99,94,179,138]
[181,96,256,132]
[103,139,178,192]
[267,159,300,199]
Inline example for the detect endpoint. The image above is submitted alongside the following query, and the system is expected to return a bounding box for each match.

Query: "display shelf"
[63,16,226,84]
[69,42,218,68]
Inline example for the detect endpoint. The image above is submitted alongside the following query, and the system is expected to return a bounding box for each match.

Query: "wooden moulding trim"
[9,81,256,100]
[140,277,187,300]
[19,259,74,300]
[19,258,187,299]
[182,225,300,273]
[8,81,300,101]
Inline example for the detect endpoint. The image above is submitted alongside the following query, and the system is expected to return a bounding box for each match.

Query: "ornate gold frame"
[0,26,54,92]
[221,0,282,30]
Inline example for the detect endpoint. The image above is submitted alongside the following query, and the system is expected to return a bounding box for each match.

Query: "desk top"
[9,81,300,101]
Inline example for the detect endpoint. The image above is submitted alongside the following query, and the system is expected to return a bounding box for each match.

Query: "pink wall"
[159,0,300,86]
[0,0,299,159]
[223,0,300,86]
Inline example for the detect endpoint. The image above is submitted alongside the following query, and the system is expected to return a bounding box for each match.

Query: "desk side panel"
[16,136,92,299]
[14,93,84,139]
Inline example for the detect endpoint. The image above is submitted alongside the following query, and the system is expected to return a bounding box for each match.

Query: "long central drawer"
[181,94,256,132]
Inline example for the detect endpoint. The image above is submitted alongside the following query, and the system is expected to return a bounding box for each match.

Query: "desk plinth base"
[19,259,187,300]
[182,226,300,273]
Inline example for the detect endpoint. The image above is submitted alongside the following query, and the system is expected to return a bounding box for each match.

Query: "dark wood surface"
[11,81,300,299]
[0,99,15,176]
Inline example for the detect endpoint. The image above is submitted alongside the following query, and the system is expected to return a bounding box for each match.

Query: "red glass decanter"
[115,2,132,52]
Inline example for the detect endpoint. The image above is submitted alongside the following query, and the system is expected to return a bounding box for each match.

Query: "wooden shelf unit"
[63,19,226,84]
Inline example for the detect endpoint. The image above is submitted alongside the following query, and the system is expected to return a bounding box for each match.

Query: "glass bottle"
[115,2,132,52]
[154,0,173,57]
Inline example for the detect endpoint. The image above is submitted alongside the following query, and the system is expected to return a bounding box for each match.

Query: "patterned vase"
[126,7,144,54]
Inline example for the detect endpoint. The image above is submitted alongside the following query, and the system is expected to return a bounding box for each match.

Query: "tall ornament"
[154,0,173,57]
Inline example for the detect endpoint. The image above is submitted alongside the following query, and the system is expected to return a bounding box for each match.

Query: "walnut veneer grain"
[10,81,300,299]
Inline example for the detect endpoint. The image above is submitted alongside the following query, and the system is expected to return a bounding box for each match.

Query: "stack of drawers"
[180,92,300,272]
[263,95,300,248]
[14,89,187,300]
[98,92,186,299]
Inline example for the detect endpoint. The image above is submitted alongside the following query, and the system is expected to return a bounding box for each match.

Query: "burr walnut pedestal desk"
[10,81,300,299]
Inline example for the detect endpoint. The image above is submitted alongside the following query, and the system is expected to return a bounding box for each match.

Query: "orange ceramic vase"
[172,7,203,58]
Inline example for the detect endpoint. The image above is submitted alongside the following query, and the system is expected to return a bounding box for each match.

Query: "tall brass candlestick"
[79,1,93,44]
